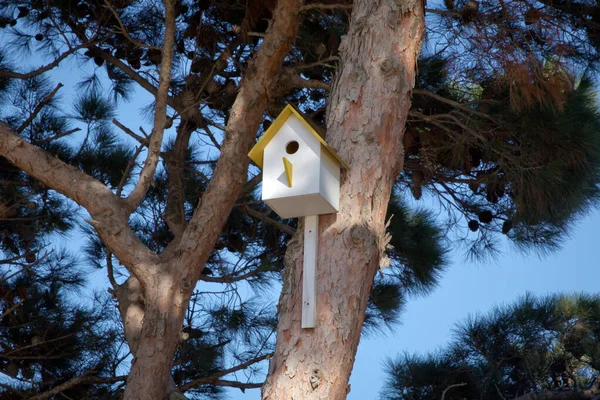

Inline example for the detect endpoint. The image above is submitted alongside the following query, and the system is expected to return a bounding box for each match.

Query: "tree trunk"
[122,265,191,400]
[262,0,425,399]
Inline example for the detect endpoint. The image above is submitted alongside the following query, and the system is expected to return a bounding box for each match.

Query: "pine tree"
[381,293,600,400]
[0,0,598,398]
[0,78,124,397]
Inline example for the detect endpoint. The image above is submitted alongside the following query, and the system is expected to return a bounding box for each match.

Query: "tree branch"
[27,374,126,400]
[102,0,160,50]
[112,119,149,145]
[16,83,63,133]
[0,122,159,287]
[242,205,295,235]
[164,120,194,238]
[441,383,467,400]
[0,299,24,319]
[0,45,85,79]
[173,0,304,277]
[123,0,177,212]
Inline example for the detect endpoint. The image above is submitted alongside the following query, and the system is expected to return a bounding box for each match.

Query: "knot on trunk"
[309,368,322,390]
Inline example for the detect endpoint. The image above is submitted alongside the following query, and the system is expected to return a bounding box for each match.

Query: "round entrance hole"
[286,140,299,154]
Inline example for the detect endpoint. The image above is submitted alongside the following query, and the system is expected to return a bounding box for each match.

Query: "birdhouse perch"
[248,104,348,328]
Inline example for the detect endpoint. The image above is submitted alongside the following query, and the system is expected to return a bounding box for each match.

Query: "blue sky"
[8,39,597,400]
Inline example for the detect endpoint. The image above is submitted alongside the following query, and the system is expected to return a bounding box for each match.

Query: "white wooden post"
[302,214,318,328]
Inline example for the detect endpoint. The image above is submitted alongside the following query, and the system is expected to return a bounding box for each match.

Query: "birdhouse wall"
[319,148,340,212]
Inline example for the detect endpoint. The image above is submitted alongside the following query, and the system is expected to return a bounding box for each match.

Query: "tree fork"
[262,0,425,398]
[122,0,305,397]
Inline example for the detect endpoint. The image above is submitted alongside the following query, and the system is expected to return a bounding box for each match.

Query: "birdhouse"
[248,104,349,219]
[248,105,348,329]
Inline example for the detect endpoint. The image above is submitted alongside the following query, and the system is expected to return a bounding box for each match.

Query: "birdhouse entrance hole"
[286,140,299,154]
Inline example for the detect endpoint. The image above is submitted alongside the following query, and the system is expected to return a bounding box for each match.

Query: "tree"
[381,293,600,400]
[0,0,599,398]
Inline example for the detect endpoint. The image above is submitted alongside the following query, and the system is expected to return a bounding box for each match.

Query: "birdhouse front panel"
[262,114,321,200]
[261,113,338,218]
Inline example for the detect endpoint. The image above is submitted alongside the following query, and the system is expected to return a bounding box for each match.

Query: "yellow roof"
[248,104,349,170]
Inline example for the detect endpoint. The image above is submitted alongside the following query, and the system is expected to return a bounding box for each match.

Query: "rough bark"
[123,266,189,400]
[262,0,425,399]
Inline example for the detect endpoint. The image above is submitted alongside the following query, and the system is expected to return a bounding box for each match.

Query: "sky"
[6,35,598,400]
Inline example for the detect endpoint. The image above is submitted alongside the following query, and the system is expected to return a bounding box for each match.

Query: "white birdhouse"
[248,105,349,329]
[248,104,349,219]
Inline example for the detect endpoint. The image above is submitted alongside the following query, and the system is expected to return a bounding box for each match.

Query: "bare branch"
[295,56,340,70]
[105,250,119,290]
[286,73,330,91]
[425,8,460,16]
[205,380,263,390]
[179,353,272,391]
[112,119,149,145]
[441,383,467,400]
[412,89,498,122]
[117,143,144,197]
[164,121,194,238]
[242,205,296,235]
[38,127,81,143]
[17,83,63,133]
